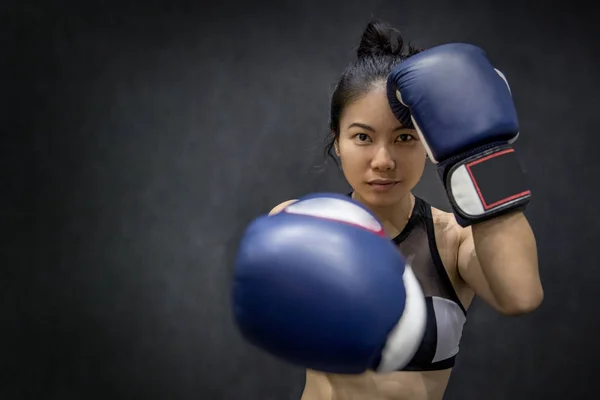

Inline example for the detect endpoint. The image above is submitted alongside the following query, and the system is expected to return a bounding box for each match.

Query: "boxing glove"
[232,193,426,374]
[387,43,531,227]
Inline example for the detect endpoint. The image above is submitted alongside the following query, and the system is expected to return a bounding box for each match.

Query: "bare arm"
[457,210,543,315]
[268,199,298,216]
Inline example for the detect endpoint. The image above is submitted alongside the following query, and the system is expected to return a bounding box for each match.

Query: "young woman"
[268,20,544,400]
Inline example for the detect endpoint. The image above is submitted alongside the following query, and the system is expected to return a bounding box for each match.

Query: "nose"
[370,145,395,171]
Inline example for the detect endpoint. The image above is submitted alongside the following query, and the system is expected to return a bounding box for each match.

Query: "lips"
[368,180,399,192]
[368,180,398,185]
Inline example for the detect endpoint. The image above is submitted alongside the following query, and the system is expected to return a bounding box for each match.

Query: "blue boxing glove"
[232,193,426,374]
[387,43,531,227]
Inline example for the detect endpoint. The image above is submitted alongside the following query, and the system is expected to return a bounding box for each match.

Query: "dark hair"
[325,19,422,164]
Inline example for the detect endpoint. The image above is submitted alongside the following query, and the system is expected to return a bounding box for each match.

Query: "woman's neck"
[352,192,415,237]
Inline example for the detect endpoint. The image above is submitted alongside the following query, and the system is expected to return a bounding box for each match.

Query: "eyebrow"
[347,122,407,132]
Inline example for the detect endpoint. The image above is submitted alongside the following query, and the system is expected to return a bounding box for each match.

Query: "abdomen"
[302,369,452,400]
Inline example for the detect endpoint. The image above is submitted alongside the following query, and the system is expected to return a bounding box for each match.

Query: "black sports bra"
[349,194,468,371]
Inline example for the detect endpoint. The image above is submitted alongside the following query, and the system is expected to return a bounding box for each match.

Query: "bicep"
[457,228,503,312]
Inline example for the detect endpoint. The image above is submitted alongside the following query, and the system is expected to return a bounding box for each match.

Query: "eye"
[354,133,371,143]
[396,134,415,142]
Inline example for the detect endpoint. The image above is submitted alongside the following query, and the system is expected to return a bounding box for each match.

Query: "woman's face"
[336,85,427,208]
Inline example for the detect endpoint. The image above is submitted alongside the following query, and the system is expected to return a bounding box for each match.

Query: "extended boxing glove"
[387,43,531,227]
[232,193,426,374]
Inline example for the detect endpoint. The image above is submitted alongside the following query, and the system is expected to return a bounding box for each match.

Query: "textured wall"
[3,0,597,399]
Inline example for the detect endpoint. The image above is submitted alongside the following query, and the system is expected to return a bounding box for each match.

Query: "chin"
[359,184,408,208]
[364,195,400,208]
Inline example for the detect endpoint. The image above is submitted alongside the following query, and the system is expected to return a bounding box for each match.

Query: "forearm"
[471,210,543,312]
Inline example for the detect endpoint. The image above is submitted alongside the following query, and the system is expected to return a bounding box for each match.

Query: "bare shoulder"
[268,199,298,216]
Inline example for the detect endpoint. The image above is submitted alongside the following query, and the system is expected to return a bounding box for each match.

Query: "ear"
[333,134,340,156]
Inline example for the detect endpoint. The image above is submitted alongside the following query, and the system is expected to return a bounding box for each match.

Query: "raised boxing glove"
[387,43,531,227]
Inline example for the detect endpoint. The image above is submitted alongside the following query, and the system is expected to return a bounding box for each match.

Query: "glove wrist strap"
[437,143,532,227]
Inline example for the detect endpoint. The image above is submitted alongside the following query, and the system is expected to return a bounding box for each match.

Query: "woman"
[269,20,544,400]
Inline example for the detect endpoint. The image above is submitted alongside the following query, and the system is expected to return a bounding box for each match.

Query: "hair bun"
[356,19,406,58]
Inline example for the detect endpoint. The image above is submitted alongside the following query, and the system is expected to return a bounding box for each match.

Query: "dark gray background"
[3,0,598,399]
